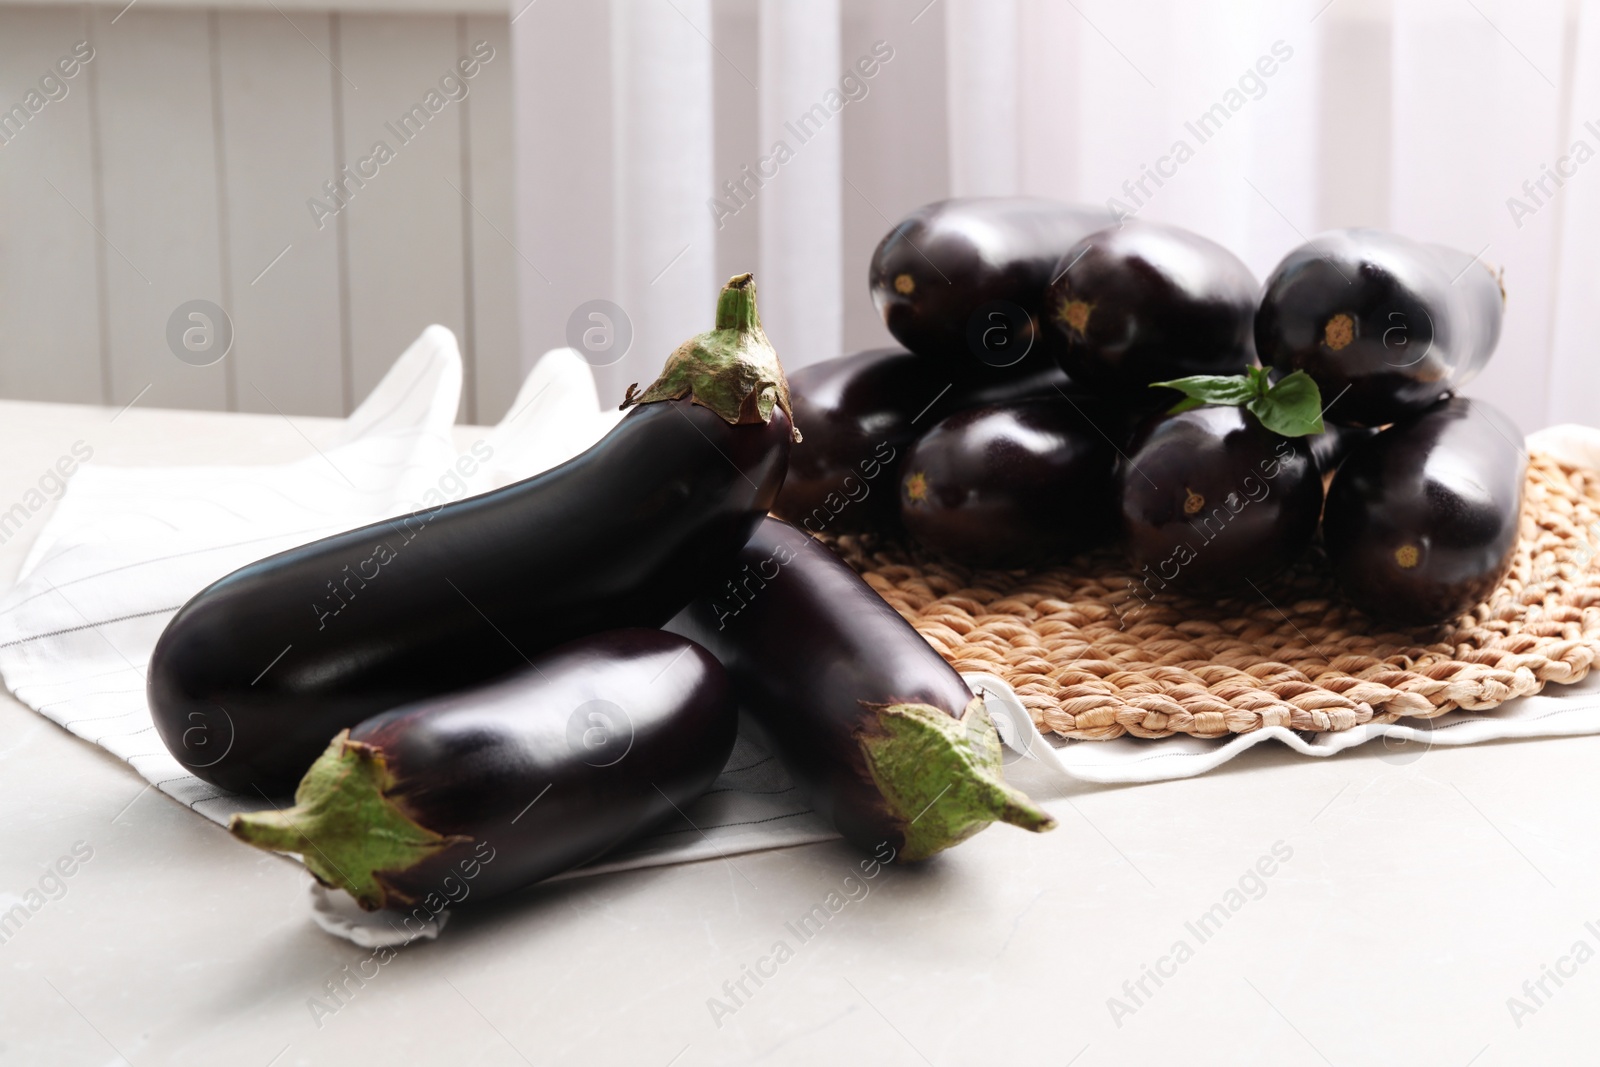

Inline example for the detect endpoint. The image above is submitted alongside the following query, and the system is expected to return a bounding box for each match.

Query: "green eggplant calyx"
[1152,365,1326,438]
[227,731,469,912]
[857,698,1056,862]
[619,272,802,442]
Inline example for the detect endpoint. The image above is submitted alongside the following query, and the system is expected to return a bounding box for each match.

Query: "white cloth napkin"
[0,328,837,912]
[3,328,1598,942]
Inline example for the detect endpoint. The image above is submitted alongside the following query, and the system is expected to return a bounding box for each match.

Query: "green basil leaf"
[1246,370,1325,437]
[1166,395,1206,415]
[1149,374,1258,407]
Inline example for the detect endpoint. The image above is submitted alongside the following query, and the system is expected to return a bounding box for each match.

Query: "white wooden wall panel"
[215,10,345,416]
[463,13,516,424]
[336,13,468,413]
[93,6,230,412]
[510,0,613,402]
[0,5,104,404]
[0,5,518,421]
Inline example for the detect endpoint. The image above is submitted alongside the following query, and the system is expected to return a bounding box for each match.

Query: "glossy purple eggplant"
[899,399,1117,568]
[1043,220,1258,405]
[1256,229,1504,427]
[151,275,793,795]
[1308,423,1379,478]
[667,518,1053,861]
[1118,406,1323,593]
[228,630,735,912]
[869,198,1110,369]
[774,347,1108,535]
[1323,397,1526,625]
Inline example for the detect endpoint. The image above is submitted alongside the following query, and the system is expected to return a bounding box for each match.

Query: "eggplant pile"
[157,273,1055,915]
[789,200,1523,627]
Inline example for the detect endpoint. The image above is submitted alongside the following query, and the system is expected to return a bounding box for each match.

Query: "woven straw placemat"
[825,450,1600,741]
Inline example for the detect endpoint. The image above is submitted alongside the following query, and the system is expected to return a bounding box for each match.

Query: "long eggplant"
[1255,229,1504,427]
[869,198,1110,369]
[666,518,1054,861]
[1043,220,1257,405]
[1323,397,1526,625]
[1118,405,1323,593]
[151,275,793,794]
[228,630,734,911]
[774,346,1100,535]
[900,399,1117,568]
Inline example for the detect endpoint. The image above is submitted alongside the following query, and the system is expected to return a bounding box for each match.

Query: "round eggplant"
[666,518,1053,861]
[1042,220,1258,405]
[868,197,1110,369]
[228,629,735,911]
[899,399,1117,568]
[774,347,1105,535]
[151,275,792,795]
[1323,397,1526,625]
[1255,229,1504,427]
[1118,406,1323,593]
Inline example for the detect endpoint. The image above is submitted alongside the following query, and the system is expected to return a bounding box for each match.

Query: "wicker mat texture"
[825,450,1600,741]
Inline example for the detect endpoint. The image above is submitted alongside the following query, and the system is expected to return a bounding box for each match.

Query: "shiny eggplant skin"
[229,630,735,911]
[151,399,791,795]
[1309,423,1379,478]
[774,347,1100,535]
[1118,406,1323,593]
[1256,229,1504,427]
[869,198,1110,368]
[900,400,1117,568]
[1043,221,1257,404]
[667,518,1052,859]
[1323,397,1526,625]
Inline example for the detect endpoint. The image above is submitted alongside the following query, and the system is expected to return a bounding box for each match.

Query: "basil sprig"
[1151,366,1325,438]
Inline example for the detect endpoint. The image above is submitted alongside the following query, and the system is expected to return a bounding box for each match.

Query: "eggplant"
[228,629,734,911]
[1309,423,1379,478]
[666,518,1054,861]
[899,399,1117,568]
[1323,397,1526,625]
[1042,220,1257,405]
[151,275,793,795]
[774,347,1104,535]
[1255,229,1504,427]
[868,198,1110,369]
[1118,406,1322,593]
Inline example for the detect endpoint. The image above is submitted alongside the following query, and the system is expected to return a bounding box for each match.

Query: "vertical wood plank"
[92,6,229,412]
[510,0,612,402]
[0,6,104,404]
[463,13,518,424]
[215,10,346,417]
[336,13,468,413]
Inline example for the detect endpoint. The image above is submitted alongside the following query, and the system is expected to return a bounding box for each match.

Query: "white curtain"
[512,0,1598,436]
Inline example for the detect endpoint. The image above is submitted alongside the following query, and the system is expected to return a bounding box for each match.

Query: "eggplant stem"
[857,699,1056,862]
[618,273,802,443]
[228,731,470,911]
